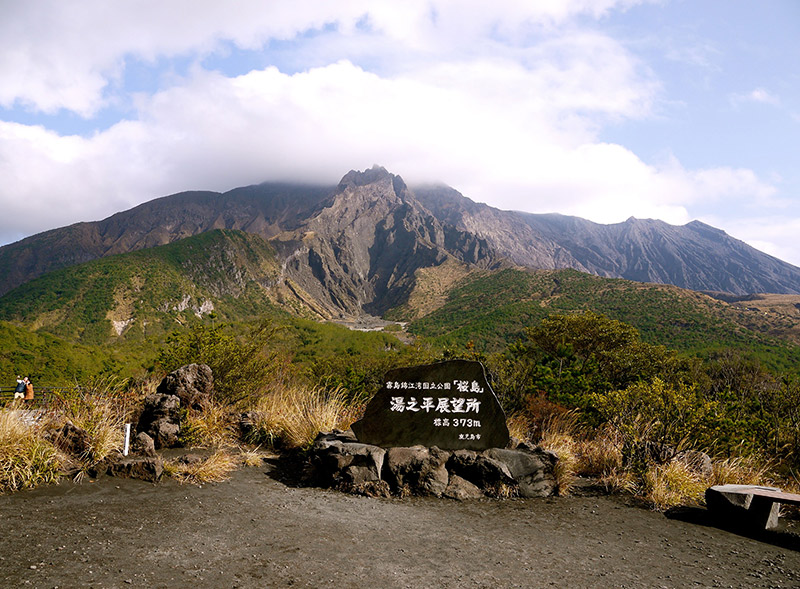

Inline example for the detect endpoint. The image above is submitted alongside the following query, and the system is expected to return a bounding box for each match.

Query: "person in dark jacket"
[14,377,25,400]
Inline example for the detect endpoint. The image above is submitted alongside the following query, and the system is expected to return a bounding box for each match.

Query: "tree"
[494,311,688,411]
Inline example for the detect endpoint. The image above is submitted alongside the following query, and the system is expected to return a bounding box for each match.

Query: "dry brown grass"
[237,446,275,467]
[576,424,624,477]
[537,410,581,496]
[644,459,707,511]
[574,424,635,493]
[180,400,237,449]
[49,390,126,466]
[710,454,774,487]
[505,414,533,444]
[0,406,62,492]
[248,385,361,449]
[164,450,239,485]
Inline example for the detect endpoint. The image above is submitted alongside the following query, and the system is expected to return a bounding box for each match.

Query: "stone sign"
[351,360,509,450]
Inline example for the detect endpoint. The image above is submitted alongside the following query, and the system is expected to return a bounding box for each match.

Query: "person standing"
[14,377,25,400]
[23,377,34,403]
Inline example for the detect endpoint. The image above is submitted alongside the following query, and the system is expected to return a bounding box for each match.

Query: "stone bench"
[705,484,800,530]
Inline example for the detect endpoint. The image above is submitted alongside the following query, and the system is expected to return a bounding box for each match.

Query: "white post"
[123,423,132,456]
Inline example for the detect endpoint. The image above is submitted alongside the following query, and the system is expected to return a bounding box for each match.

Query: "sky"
[1,1,799,264]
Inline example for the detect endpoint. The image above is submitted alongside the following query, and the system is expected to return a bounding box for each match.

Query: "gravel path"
[1,464,798,588]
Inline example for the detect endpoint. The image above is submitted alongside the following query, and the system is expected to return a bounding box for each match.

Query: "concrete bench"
[705,484,800,530]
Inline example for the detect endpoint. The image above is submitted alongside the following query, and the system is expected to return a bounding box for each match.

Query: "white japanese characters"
[351,360,510,450]
[389,396,481,414]
[387,378,486,434]
[385,379,485,394]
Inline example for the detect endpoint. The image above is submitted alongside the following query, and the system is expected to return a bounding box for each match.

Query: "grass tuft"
[643,458,707,511]
[0,406,62,492]
[48,391,126,466]
[247,385,361,449]
[180,399,237,449]
[537,410,581,496]
[710,454,773,487]
[165,450,239,485]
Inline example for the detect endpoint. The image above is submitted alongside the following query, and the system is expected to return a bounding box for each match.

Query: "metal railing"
[0,386,81,410]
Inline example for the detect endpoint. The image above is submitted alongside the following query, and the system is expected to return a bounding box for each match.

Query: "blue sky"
[2,0,799,267]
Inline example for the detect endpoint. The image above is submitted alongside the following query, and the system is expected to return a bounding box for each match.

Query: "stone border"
[305,430,559,499]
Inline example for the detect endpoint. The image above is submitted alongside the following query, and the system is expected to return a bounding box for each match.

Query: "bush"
[590,377,716,451]
[157,320,295,407]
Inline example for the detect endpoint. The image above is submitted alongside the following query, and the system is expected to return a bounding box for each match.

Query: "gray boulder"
[156,363,213,410]
[131,432,156,457]
[107,456,164,482]
[484,448,558,498]
[310,431,386,488]
[136,393,181,449]
[384,446,451,497]
[443,474,484,500]
[674,449,713,479]
[48,421,90,458]
[447,449,517,496]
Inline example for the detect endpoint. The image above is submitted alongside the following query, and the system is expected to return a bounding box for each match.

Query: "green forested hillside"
[0,230,285,345]
[4,231,800,388]
[0,320,115,384]
[403,268,800,373]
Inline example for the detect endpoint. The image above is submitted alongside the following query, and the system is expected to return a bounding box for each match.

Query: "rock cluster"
[307,430,559,499]
[136,363,213,449]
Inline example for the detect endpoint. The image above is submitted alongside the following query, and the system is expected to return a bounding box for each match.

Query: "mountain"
[0,230,290,344]
[412,184,800,295]
[2,165,800,322]
[398,266,800,372]
[0,183,331,298]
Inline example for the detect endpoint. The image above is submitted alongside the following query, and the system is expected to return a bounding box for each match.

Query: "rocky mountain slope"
[2,166,800,321]
[413,184,800,295]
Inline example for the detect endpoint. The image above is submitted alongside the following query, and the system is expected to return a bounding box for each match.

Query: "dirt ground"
[1,461,799,589]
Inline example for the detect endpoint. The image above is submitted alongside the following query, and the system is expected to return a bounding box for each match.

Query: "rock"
[177,453,205,466]
[131,431,156,457]
[310,431,386,488]
[352,360,510,450]
[48,422,91,458]
[107,457,164,482]
[674,449,713,478]
[238,411,260,441]
[339,480,393,498]
[384,446,451,497]
[156,363,213,410]
[484,448,558,498]
[447,449,516,496]
[136,393,181,449]
[443,475,484,500]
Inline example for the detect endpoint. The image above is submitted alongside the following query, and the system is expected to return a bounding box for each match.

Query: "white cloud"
[729,87,781,108]
[719,216,800,268]
[0,0,647,115]
[0,53,771,242]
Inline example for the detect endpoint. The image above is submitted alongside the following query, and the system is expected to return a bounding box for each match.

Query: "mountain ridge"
[2,166,800,320]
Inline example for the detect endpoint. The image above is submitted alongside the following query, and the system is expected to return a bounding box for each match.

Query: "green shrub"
[157,319,295,407]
